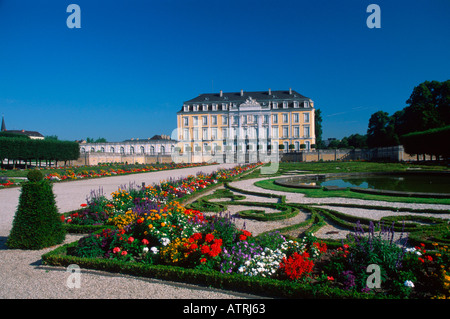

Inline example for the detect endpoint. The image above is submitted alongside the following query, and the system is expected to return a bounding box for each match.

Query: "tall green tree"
[314,109,324,149]
[396,80,449,135]
[367,111,399,148]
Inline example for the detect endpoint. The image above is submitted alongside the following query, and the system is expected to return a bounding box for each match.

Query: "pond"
[317,174,450,194]
[275,172,450,196]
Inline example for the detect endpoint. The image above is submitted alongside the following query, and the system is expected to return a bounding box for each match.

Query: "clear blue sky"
[0,0,449,141]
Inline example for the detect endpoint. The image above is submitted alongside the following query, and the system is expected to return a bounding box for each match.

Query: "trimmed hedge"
[7,179,66,249]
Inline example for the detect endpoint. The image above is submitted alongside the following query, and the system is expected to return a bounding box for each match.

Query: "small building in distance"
[1,116,45,140]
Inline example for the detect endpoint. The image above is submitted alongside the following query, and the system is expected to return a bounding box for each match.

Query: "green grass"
[249,161,449,178]
[254,178,450,205]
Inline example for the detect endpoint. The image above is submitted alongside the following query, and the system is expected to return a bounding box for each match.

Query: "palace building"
[176,89,316,161]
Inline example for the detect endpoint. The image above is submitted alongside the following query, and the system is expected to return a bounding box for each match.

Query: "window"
[212,115,217,125]
[161,146,165,154]
[273,102,278,109]
[202,104,208,111]
[150,146,155,155]
[264,115,269,124]
[242,116,247,124]
[294,101,299,108]
[120,147,125,154]
[193,104,198,111]
[304,113,310,123]
[295,141,300,150]
[212,104,218,111]
[293,113,299,123]
[273,114,278,124]
[233,116,239,124]
[202,116,208,125]
[304,101,309,108]
[202,128,208,140]
[183,117,189,126]
[222,115,228,125]
[140,146,145,154]
[283,101,288,108]
[183,128,189,140]
[305,141,310,151]
[193,128,199,140]
[130,147,134,154]
[253,115,258,123]
[222,127,228,139]
[222,103,228,110]
[212,128,217,140]
[283,113,288,123]
[110,147,115,153]
[303,126,310,138]
[283,126,289,138]
[294,126,299,138]
[272,126,278,138]
[193,116,198,126]
[283,141,289,152]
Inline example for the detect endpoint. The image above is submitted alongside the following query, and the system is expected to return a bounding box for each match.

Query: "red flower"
[80,203,87,207]
[418,257,425,263]
[127,237,135,244]
[142,239,149,245]
[239,235,247,241]
[200,258,207,263]
[205,233,214,243]
[191,233,202,241]
[189,244,198,250]
[60,215,65,222]
[201,245,210,254]
[113,247,121,254]
[121,251,128,256]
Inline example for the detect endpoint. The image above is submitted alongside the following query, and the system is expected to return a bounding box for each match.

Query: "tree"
[6,170,66,249]
[314,109,324,149]
[367,111,399,148]
[396,80,449,135]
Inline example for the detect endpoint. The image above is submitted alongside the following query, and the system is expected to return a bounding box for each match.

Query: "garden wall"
[281,145,426,162]
[74,153,175,166]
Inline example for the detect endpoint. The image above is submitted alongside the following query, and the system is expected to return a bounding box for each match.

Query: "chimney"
[220,90,223,97]
[289,88,292,95]
[268,88,271,95]
[240,89,244,96]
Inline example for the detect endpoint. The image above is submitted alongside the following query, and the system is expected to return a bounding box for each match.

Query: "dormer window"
[193,104,199,111]
[212,103,218,111]
[202,104,208,111]
[222,103,228,110]
[273,102,278,109]
[304,101,309,108]
[294,101,299,108]
[283,101,288,108]
[184,105,189,112]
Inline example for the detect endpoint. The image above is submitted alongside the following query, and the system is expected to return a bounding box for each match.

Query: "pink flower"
[121,251,128,256]
[127,237,135,244]
[113,247,121,254]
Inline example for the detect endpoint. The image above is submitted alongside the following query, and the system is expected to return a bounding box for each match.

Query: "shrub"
[27,169,43,182]
[6,179,66,249]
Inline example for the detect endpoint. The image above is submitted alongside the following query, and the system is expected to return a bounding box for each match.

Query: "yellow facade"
[176,89,315,155]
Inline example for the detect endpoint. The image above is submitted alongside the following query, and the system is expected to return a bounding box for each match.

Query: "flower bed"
[44,162,214,182]
[43,163,450,299]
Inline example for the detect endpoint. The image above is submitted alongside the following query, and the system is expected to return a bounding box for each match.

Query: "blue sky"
[0,0,449,141]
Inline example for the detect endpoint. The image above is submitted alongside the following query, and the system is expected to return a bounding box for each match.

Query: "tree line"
[315,80,449,159]
[0,134,80,168]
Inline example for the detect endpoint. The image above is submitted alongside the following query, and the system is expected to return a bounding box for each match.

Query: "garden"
[38,161,450,299]
[0,161,214,188]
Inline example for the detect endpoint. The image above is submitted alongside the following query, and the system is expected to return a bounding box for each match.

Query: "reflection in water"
[301,175,450,194]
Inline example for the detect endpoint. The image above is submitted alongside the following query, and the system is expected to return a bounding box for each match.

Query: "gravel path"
[1,167,449,299]
[0,164,261,299]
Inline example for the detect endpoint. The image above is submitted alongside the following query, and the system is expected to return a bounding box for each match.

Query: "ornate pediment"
[239,97,261,109]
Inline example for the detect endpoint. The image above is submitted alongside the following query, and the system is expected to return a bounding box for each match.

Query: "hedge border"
[41,240,388,299]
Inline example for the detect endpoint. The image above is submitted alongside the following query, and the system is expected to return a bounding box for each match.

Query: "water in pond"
[310,174,450,194]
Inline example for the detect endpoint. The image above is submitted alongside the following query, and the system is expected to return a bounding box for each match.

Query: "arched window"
[101,147,105,152]
[161,146,165,154]
[91,147,95,152]
[81,147,86,153]
[130,146,134,154]
[140,146,145,154]
[305,141,310,151]
[294,141,300,151]
[150,146,155,155]
[110,147,115,153]
[120,147,125,154]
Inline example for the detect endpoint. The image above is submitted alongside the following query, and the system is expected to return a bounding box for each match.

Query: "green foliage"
[27,169,43,182]
[6,179,66,249]
[0,137,80,163]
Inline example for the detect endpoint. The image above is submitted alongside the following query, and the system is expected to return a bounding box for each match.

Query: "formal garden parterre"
[36,162,450,299]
